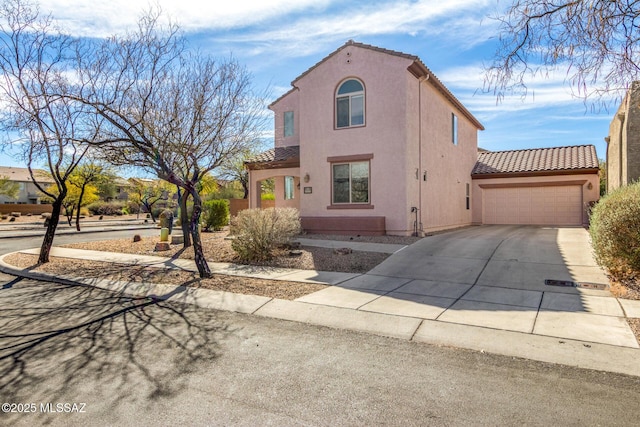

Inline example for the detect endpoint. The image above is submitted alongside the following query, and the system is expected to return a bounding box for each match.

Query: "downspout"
[417,74,429,235]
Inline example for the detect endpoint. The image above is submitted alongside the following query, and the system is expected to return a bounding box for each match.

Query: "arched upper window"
[336,79,365,128]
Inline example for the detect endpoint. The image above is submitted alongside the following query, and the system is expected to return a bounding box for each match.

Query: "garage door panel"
[483,185,583,226]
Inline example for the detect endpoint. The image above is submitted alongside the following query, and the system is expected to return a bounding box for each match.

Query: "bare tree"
[0,0,90,263]
[218,148,263,199]
[73,12,266,277]
[485,0,640,104]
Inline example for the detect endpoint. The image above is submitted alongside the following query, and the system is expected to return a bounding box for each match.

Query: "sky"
[0,0,618,168]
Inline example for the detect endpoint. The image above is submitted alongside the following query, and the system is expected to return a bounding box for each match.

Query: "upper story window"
[284,111,294,137]
[452,113,458,145]
[336,79,365,128]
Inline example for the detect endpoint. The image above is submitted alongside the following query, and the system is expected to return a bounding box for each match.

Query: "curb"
[0,225,156,239]
[1,252,639,378]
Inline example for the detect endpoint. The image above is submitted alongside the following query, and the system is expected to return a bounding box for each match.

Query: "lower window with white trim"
[332,161,369,204]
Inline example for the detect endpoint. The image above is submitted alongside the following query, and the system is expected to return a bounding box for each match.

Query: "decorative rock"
[171,233,184,245]
[133,234,142,242]
[160,227,169,242]
[154,242,171,252]
[334,247,352,255]
[288,250,303,257]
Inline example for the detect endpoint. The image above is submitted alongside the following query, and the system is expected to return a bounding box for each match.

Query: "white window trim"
[331,161,370,205]
[284,176,295,200]
[452,113,458,145]
[284,111,294,137]
[336,79,365,129]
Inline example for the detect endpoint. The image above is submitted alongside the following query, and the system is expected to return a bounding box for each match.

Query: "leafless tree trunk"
[68,10,267,277]
[0,0,90,263]
[177,188,192,248]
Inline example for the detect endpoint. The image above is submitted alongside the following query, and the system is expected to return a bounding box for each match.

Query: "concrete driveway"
[297,225,639,348]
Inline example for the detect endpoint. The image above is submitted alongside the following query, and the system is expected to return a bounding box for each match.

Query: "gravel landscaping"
[1,228,396,301]
[4,253,328,300]
[59,230,390,273]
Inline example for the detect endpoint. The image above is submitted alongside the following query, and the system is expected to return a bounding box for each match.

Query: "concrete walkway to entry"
[1,225,640,377]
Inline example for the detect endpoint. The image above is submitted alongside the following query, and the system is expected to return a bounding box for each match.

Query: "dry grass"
[4,253,327,300]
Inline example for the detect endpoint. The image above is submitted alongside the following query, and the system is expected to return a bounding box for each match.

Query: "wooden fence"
[228,199,275,217]
[0,204,52,215]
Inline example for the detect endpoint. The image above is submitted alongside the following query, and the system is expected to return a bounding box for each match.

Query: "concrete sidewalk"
[1,241,640,377]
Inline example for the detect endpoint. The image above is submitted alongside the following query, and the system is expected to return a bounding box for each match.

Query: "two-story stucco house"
[247,41,484,236]
[246,41,601,235]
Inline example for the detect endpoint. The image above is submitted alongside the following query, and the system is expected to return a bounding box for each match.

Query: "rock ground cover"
[2,229,394,301]
[60,230,389,273]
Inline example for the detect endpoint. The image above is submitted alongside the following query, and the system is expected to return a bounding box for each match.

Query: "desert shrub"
[590,182,640,279]
[86,201,126,216]
[203,199,229,231]
[231,207,301,261]
[151,207,165,220]
[126,201,141,215]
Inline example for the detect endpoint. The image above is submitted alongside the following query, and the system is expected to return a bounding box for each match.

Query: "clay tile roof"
[245,145,300,170]
[472,145,599,177]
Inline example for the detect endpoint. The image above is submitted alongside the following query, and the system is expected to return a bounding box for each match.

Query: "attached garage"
[472,146,600,226]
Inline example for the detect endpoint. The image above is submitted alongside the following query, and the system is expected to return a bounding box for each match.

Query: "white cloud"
[39,0,335,36]
[227,0,494,57]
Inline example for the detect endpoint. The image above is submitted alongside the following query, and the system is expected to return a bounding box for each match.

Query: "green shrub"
[86,201,126,216]
[261,193,275,201]
[590,182,640,279]
[203,199,229,231]
[231,208,301,261]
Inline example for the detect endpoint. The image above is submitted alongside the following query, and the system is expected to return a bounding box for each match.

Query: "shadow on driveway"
[0,274,229,425]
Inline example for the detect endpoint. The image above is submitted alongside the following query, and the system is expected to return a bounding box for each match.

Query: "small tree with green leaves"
[203,199,229,231]
[0,175,19,199]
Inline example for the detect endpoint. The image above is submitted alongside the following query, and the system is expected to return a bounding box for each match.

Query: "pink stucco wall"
[405,76,479,233]
[272,89,300,149]
[248,167,300,210]
[267,44,481,235]
[289,45,410,234]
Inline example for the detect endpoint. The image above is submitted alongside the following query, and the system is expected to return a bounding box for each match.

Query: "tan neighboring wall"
[606,81,640,192]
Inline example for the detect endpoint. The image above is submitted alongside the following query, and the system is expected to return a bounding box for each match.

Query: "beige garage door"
[483,185,583,225]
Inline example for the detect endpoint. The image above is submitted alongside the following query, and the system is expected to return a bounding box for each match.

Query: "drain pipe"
[417,74,429,235]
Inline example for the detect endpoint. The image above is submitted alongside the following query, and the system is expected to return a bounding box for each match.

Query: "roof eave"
[471,168,600,179]
[409,60,484,131]
[245,159,301,171]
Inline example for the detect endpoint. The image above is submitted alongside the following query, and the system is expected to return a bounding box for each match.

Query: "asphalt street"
[1,229,640,425]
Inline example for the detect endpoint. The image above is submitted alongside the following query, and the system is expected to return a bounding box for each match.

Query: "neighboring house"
[472,146,600,226]
[605,81,640,192]
[113,177,132,201]
[0,166,53,204]
[246,41,600,235]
